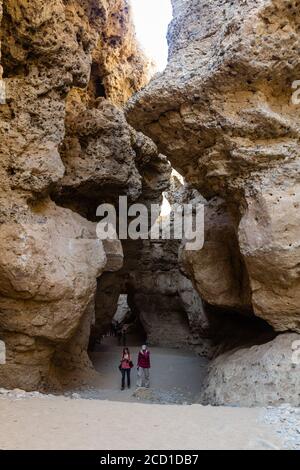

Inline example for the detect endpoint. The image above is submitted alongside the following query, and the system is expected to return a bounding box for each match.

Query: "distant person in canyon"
[117,323,128,347]
[116,322,122,345]
[111,319,118,337]
[120,347,133,391]
[137,345,151,388]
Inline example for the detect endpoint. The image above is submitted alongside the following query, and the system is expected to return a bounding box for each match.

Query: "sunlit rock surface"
[0,0,149,390]
[127,0,300,333]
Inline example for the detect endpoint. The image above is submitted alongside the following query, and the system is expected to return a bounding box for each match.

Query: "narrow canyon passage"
[86,290,209,404]
[0,0,300,448]
[0,0,300,453]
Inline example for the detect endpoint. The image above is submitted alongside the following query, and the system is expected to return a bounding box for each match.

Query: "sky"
[130,0,173,72]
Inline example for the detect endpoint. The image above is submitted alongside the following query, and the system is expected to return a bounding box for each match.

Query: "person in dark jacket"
[120,347,132,390]
[137,345,151,388]
[116,322,123,346]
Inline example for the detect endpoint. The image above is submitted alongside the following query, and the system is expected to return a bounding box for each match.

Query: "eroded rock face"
[0,0,150,390]
[127,0,300,333]
[90,0,150,105]
[182,196,252,314]
[0,200,109,390]
[130,244,193,349]
[90,227,214,355]
[120,187,214,355]
[56,91,143,203]
[200,334,300,407]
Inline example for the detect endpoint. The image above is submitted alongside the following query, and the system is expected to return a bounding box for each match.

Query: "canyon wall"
[201,333,300,407]
[1,0,299,406]
[127,0,300,333]
[91,230,214,357]
[127,0,300,405]
[0,0,158,391]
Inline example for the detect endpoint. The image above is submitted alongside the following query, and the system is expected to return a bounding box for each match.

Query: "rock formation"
[200,333,300,407]
[91,226,214,356]
[127,0,300,333]
[0,0,157,391]
[1,0,299,407]
[127,0,300,405]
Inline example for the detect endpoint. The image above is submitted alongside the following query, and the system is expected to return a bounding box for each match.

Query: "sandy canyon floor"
[0,344,299,451]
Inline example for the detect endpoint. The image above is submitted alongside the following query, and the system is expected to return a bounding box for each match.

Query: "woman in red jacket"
[137,345,151,388]
[120,347,132,390]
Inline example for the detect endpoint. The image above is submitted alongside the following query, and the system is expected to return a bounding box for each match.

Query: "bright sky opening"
[161,170,185,217]
[130,0,173,72]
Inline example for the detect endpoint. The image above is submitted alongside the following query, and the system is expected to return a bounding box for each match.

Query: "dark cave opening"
[90,63,107,99]
[88,283,147,355]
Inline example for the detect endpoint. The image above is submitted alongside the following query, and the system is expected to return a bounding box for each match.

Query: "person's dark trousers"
[121,369,131,389]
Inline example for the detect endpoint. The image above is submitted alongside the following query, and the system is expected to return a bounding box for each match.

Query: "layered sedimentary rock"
[0,0,151,390]
[127,0,300,333]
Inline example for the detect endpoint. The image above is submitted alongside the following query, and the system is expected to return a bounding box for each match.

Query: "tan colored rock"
[124,224,214,353]
[55,87,171,206]
[0,200,108,389]
[0,1,2,84]
[182,197,252,313]
[127,0,300,332]
[238,182,300,332]
[200,334,300,407]
[91,0,150,106]
[56,90,142,202]
[0,0,149,390]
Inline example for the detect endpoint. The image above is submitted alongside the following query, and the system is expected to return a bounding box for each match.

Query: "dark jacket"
[138,350,150,369]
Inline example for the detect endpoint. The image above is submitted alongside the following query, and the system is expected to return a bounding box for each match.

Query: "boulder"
[200,334,300,407]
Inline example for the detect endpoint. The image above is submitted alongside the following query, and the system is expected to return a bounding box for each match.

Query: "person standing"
[137,345,151,388]
[116,322,122,346]
[121,324,128,347]
[120,347,132,390]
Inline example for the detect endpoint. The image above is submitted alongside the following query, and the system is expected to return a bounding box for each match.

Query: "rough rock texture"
[130,241,194,349]
[0,1,2,85]
[0,0,151,390]
[127,0,300,333]
[181,195,252,314]
[89,239,208,353]
[55,89,171,209]
[56,90,143,204]
[95,179,274,358]
[90,0,150,106]
[89,203,214,356]
[109,181,215,355]
[200,334,300,407]
[113,294,130,323]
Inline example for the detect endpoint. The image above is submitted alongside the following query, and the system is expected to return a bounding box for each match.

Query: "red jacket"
[121,354,131,370]
[138,350,150,369]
